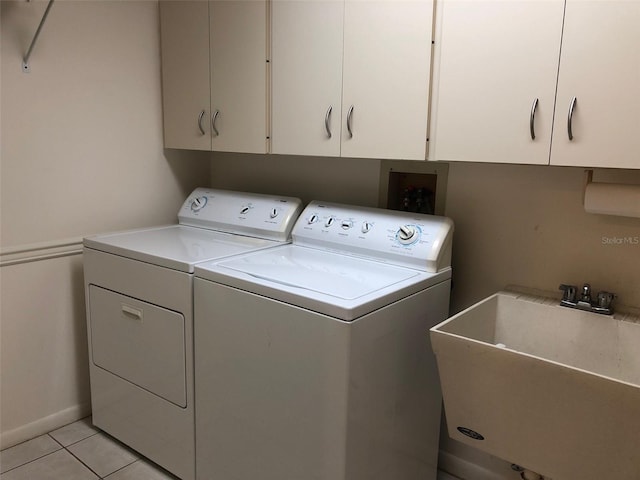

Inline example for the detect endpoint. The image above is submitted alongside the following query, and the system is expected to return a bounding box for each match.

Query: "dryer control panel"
[178,188,303,242]
[292,201,453,272]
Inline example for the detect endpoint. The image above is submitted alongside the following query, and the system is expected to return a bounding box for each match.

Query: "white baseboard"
[438,450,514,480]
[0,403,91,450]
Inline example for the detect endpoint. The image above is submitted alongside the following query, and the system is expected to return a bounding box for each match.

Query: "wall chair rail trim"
[0,238,83,267]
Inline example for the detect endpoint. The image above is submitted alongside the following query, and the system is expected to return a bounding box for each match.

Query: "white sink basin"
[430,291,640,480]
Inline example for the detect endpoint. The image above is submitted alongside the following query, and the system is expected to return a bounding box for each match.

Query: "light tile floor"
[0,418,176,480]
[1,417,460,480]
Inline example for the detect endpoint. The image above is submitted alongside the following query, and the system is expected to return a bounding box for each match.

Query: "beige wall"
[212,153,640,312]
[210,152,382,207]
[1,0,210,248]
[0,0,209,448]
[445,163,640,313]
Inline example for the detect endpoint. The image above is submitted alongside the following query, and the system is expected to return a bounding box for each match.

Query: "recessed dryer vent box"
[378,160,449,215]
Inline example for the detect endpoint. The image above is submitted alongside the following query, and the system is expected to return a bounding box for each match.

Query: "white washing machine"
[194,201,454,480]
[83,188,302,480]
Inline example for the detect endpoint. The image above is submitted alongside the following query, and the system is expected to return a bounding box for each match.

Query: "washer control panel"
[292,201,454,272]
[178,188,303,242]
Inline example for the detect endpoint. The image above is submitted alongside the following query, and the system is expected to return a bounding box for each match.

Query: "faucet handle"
[559,284,578,303]
[596,291,615,309]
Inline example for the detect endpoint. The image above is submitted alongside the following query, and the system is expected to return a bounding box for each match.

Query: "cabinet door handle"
[325,105,332,139]
[211,109,220,137]
[121,304,143,321]
[197,110,206,135]
[346,105,354,138]
[567,96,577,141]
[529,98,539,140]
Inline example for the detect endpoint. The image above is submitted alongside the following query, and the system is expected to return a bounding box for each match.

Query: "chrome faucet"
[559,283,615,315]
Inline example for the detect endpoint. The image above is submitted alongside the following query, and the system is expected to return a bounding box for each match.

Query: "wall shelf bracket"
[22,0,55,73]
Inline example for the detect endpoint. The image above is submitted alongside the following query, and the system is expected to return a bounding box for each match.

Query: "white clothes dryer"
[193,201,454,480]
[83,188,302,480]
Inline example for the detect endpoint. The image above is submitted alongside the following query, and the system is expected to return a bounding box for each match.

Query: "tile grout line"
[99,458,141,480]
[63,432,140,479]
[1,419,138,479]
[0,433,61,453]
[48,432,65,449]
[0,449,62,476]
[58,429,101,449]
[63,444,106,480]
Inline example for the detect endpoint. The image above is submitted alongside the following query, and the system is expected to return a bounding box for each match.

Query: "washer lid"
[195,244,451,320]
[219,244,418,300]
[84,225,281,273]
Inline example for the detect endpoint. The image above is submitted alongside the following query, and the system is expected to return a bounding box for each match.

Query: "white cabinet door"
[210,0,268,154]
[161,1,268,153]
[430,0,564,164]
[160,1,211,150]
[551,1,640,169]
[271,0,344,156]
[341,0,434,161]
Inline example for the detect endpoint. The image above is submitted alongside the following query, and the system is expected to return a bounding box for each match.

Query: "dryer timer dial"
[397,225,419,245]
[191,196,208,212]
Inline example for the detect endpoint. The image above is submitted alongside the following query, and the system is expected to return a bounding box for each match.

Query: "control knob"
[308,214,319,224]
[361,222,372,234]
[190,196,207,212]
[270,208,278,219]
[397,225,418,245]
[325,217,335,227]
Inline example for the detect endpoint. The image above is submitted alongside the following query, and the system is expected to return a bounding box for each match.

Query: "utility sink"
[430,291,640,480]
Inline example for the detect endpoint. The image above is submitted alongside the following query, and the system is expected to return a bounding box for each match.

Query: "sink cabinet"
[160,0,268,153]
[430,0,640,169]
[271,0,434,160]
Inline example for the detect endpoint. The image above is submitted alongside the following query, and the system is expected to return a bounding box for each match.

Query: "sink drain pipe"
[512,464,545,480]
[520,469,544,480]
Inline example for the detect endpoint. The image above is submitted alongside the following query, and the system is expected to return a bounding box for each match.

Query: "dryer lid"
[84,225,280,273]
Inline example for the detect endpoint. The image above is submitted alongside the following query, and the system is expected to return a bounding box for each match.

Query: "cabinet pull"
[325,106,333,139]
[567,96,577,141]
[529,98,539,140]
[121,304,143,321]
[197,110,206,135]
[211,109,220,137]
[346,105,354,138]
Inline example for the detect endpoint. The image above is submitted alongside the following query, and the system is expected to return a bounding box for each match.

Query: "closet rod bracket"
[22,0,55,73]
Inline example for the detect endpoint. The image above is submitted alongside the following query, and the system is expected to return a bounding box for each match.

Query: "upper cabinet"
[430,0,640,169]
[429,1,564,165]
[550,0,640,169]
[341,0,434,160]
[271,0,434,160]
[160,2,211,151]
[160,1,268,153]
[270,0,344,157]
